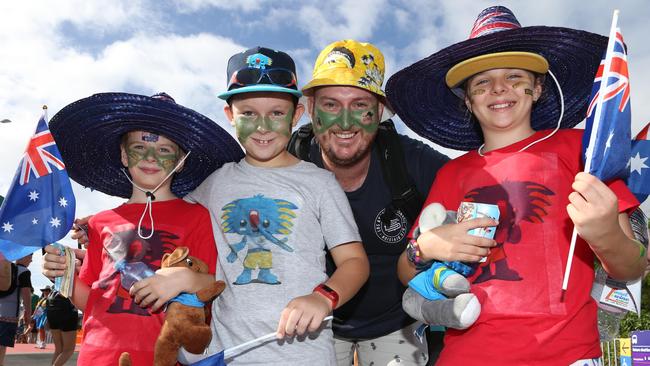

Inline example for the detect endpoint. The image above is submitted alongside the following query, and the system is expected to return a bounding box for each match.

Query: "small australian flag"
[0,112,75,260]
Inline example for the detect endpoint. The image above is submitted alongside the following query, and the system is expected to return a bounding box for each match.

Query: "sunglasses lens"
[266,69,296,86]
[231,68,263,86]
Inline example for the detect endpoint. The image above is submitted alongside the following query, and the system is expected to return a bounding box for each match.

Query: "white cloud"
[171,0,272,13]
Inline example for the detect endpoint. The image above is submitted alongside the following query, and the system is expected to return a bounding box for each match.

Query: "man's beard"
[322,141,372,167]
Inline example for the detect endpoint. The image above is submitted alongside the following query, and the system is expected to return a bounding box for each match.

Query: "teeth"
[335,132,355,139]
[490,102,513,109]
[254,138,271,145]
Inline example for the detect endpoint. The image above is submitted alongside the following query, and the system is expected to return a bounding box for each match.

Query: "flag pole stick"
[223,316,333,359]
[562,9,620,291]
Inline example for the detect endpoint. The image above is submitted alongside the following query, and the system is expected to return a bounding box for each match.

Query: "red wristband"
[313,283,339,309]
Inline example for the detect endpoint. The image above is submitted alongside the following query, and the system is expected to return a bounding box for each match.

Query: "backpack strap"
[374,119,424,224]
[287,123,315,162]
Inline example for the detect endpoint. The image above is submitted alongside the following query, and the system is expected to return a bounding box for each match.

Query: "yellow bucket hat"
[302,40,386,99]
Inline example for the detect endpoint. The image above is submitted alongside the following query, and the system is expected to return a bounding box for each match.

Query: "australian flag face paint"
[142,132,160,142]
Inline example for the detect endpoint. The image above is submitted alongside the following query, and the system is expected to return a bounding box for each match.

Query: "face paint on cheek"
[351,107,380,133]
[156,151,180,173]
[126,147,145,168]
[234,115,261,144]
[512,81,535,96]
[470,89,486,96]
[268,106,294,138]
[313,108,343,134]
[524,89,534,96]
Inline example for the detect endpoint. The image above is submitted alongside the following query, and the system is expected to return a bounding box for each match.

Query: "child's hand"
[276,292,331,338]
[71,216,92,248]
[418,218,497,263]
[129,267,192,312]
[41,244,85,278]
[567,172,620,246]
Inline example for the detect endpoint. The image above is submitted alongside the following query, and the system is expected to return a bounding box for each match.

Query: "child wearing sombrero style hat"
[388,6,647,365]
[41,92,243,365]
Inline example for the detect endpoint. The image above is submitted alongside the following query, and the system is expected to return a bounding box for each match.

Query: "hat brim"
[301,80,394,120]
[446,51,549,88]
[302,78,386,98]
[50,93,244,198]
[386,26,608,151]
[218,85,302,100]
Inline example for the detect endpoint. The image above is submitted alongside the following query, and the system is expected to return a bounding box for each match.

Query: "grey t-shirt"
[186,159,361,365]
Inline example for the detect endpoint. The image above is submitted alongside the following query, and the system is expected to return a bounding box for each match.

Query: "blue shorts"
[0,320,17,347]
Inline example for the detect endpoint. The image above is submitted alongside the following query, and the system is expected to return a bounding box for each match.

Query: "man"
[0,253,33,363]
[289,40,449,366]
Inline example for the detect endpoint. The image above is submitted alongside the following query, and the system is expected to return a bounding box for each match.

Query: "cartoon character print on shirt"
[221,194,298,285]
[464,180,554,283]
[98,223,178,316]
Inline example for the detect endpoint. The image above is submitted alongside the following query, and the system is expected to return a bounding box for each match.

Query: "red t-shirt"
[418,129,637,365]
[77,199,217,366]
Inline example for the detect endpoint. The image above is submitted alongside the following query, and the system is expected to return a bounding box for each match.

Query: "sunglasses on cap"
[228,67,297,89]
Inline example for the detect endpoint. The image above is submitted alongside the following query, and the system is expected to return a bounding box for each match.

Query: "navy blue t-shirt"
[310,134,449,339]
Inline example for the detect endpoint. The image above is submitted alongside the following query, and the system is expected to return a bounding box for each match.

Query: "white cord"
[477,69,565,156]
[121,151,191,239]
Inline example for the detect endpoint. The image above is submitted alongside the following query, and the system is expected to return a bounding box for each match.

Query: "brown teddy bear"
[119,246,225,366]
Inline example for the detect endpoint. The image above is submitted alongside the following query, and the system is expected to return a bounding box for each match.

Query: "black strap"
[374,120,423,224]
[287,123,314,162]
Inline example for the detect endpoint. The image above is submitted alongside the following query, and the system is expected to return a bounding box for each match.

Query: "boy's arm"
[276,241,369,338]
[130,268,215,312]
[568,172,647,281]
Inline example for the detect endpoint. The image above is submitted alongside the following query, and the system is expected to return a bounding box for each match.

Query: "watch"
[313,283,339,309]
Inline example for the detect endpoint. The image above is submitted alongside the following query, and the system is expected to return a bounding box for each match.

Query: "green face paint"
[234,106,294,144]
[313,104,380,135]
[126,145,180,173]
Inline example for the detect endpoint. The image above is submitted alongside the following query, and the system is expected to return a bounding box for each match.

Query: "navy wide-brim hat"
[49,92,244,198]
[386,6,608,151]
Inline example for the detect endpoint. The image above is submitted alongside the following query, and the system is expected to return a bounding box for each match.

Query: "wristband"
[313,283,339,309]
[406,238,433,270]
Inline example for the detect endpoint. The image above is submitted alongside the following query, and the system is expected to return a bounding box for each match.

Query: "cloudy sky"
[1,0,649,291]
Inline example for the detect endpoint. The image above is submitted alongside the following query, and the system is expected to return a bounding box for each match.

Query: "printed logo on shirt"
[374,207,407,244]
[220,194,298,286]
[99,223,178,317]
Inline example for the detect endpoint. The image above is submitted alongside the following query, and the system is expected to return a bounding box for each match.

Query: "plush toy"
[119,247,226,366]
[402,203,481,330]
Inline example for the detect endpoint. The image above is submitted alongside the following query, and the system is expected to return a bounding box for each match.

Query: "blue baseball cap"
[218,46,303,100]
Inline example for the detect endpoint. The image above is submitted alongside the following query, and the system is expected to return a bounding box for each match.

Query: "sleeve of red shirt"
[77,217,103,287]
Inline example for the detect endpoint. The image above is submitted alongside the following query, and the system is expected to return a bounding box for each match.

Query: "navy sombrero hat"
[49,92,244,198]
[386,6,608,151]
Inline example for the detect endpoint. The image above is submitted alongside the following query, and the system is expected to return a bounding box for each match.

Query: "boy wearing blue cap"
[185,47,369,365]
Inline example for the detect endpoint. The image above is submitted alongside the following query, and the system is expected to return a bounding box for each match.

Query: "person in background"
[0,254,33,363]
[46,290,78,365]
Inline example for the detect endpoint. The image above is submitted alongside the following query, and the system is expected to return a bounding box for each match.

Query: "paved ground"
[5,343,79,365]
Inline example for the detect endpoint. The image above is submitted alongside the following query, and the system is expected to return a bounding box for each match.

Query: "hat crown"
[225,46,298,88]
[469,6,521,39]
[304,39,386,97]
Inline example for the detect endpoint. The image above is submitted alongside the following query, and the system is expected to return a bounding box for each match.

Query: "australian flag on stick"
[582,18,631,182]
[0,109,75,260]
[627,122,650,203]
[565,10,632,291]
